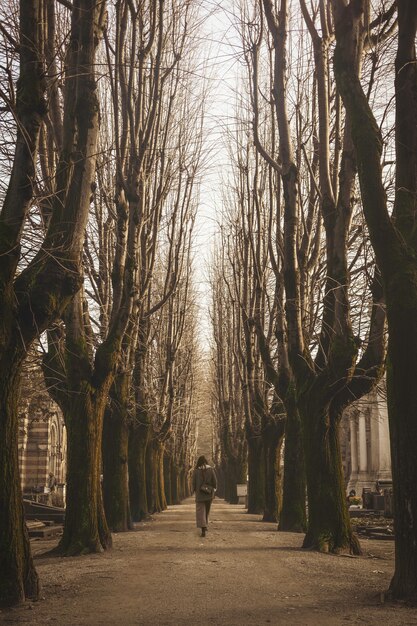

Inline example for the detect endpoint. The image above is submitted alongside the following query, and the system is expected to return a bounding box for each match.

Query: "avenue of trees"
[0,0,203,606]
[1,0,417,609]
[211,0,417,603]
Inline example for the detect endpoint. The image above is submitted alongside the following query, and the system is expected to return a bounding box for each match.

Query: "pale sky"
[193,0,243,348]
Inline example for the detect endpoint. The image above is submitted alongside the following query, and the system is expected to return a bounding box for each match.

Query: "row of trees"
[211,0,417,602]
[1,0,417,610]
[0,0,204,606]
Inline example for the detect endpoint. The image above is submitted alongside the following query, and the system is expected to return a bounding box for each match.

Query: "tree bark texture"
[279,395,306,532]
[223,465,234,504]
[170,459,180,505]
[146,439,166,514]
[157,442,167,511]
[300,398,361,554]
[0,356,40,606]
[128,423,150,521]
[247,437,265,514]
[262,423,284,523]
[145,442,156,513]
[60,387,112,555]
[102,390,132,532]
[386,293,417,600]
[164,454,172,506]
[178,469,187,500]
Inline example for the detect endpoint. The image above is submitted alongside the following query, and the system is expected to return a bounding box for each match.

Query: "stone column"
[347,415,358,492]
[358,411,367,474]
[18,409,29,491]
[375,394,392,482]
[353,406,376,495]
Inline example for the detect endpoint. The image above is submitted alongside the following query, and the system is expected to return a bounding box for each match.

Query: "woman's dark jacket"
[192,465,217,502]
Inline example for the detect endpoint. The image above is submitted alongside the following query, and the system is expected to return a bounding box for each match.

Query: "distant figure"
[47,472,57,505]
[192,455,217,537]
[375,481,382,494]
[347,489,356,504]
[47,472,57,492]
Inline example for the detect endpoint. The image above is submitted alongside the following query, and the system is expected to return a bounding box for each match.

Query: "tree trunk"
[102,402,132,532]
[128,423,149,521]
[223,464,232,503]
[262,426,284,523]
[225,455,247,504]
[386,283,417,601]
[60,389,112,555]
[0,358,40,606]
[156,442,167,511]
[170,459,180,504]
[332,0,417,595]
[178,469,186,500]
[224,459,237,504]
[164,454,172,505]
[301,404,360,554]
[216,462,226,500]
[247,436,265,514]
[279,397,306,532]
[146,439,161,514]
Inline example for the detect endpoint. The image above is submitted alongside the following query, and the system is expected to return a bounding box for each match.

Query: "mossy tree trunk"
[0,352,40,606]
[279,396,306,532]
[296,283,384,554]
[60,384,112,554]
[300,399,360,554]
[44,292,118,556]
[102,373,132,532]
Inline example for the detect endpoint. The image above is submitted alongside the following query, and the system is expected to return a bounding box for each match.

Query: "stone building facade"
[18,396,67,498]
[340,387,392,494]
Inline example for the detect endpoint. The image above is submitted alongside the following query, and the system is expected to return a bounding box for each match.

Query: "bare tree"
[331,0,417,600]
[237,0,386,552]
[124,0,205,522]
[0,0,106,605]
[163,296,200,506]
[210,246,248,504]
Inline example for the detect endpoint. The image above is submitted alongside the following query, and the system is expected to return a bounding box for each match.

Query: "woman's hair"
[196,455,208,468]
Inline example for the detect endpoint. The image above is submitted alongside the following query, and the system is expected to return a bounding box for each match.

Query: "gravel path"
[1,499,416,625]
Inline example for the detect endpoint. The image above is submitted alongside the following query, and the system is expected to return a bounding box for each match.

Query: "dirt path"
[1,499,416,625]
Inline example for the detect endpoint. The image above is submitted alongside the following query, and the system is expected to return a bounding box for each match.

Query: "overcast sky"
[192,0,243,348]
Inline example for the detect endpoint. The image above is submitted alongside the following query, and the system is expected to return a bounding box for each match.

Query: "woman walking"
[192,455,217,537]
